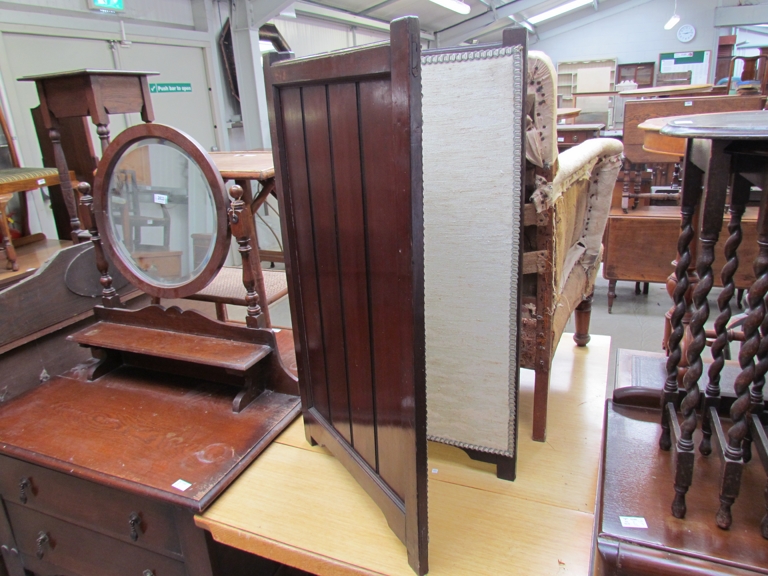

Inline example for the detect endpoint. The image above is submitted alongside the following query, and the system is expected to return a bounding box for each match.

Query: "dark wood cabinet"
[617,62,654,89]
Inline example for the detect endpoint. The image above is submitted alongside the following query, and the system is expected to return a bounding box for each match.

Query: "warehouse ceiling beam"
[434,0,546,47]
[293,2,435,41]
[715,5,768,28]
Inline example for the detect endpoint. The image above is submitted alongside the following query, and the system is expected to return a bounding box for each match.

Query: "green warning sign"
[149,83,192,94]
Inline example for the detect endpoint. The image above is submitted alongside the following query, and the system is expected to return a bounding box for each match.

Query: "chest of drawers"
[0,366,300,576]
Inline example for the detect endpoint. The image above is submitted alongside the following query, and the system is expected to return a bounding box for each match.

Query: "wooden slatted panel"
[265,17,426,575]
[302,84,353,444]
[327,82,378,469]
[281,87,331,422]
[359,78,407,499]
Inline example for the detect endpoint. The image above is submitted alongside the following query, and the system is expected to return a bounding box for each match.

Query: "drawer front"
[557,130,590,146]
[0,455,180,555]
[8,504,185,576]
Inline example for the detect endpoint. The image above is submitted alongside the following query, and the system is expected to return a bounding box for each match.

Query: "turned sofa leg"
[532,367,549,442]
[573,294,593,347]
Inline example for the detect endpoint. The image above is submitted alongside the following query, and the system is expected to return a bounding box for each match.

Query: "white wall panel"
[118,42,217,150]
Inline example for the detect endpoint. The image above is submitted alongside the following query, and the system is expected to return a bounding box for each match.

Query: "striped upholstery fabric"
[0,167,59,185]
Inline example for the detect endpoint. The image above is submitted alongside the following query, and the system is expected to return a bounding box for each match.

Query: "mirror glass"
[106,138,218,288]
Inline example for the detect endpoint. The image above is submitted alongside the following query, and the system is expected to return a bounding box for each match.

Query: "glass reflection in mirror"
[107,138,217,287]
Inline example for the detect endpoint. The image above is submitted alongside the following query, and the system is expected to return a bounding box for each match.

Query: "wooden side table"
[209,151,284,264]
[19,70,158,241]
[594,111,768,574]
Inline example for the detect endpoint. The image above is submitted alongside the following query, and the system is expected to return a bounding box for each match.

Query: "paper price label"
[172,479,192,492]
[37,179,46,185]
[619,516,648,529]
[154,193,169,205]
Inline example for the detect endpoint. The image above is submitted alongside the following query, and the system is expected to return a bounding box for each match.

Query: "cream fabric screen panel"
[422,46,524,459]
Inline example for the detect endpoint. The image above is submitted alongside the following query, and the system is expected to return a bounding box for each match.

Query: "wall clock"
[677,24,696,43]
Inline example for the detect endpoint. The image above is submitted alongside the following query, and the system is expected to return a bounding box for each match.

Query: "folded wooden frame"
[264,19,528,574]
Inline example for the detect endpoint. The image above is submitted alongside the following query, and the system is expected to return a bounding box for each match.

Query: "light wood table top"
[209,151,274,182]
[618,83,712,97]
[638,115,687,157]
[557,107,581,120]
[196,334,611,575]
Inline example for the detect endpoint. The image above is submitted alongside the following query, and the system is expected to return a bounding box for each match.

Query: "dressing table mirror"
[70,123,296,412]
[0,123,299,576]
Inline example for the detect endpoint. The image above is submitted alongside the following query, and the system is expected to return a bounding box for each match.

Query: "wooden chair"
[0,101,61,272]
[523,50,623,441]
[185,265,287,325]
[726,55,768,95]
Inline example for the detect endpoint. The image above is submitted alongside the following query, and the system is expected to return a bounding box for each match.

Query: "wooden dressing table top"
[0,367,300,512]
[209,151,274,182]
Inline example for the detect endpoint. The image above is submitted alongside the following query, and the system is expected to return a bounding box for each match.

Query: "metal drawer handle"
[19,477,31,504]
[35,531,49,560]
[128,512,143,541]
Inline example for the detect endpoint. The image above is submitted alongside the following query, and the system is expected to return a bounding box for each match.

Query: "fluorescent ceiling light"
[664,14,680,29]
[663,0,679,30]
[526,0,593,25]
[428,0,471,15]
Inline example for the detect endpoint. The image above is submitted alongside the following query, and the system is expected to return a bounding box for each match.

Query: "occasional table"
[594,110,768,574]
[209,151,283,265]
[19,70,158,240]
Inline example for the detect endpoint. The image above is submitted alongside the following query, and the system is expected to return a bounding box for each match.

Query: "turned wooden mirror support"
[69,123,294,413]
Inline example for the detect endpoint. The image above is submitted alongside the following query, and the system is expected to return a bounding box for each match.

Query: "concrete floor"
[564,266,671,391]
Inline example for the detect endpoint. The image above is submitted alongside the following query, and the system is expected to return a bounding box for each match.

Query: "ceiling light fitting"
[664,0,679,29]
[428,0,471,15]
[522,0,593,25]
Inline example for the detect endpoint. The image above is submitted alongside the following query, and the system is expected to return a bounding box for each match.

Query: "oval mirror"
[94,124,230,299]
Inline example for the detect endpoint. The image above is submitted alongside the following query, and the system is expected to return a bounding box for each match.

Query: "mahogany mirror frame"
[93,123,231,299]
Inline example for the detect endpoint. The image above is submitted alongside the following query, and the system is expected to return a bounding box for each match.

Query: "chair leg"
[0,196,18,272]
[607,280,617,313]
[532,367,550,442]
[215,302,229,322]
[573,294,593,347]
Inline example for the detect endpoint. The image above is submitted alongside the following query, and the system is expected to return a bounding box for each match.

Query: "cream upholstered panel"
[422,46,524,457]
